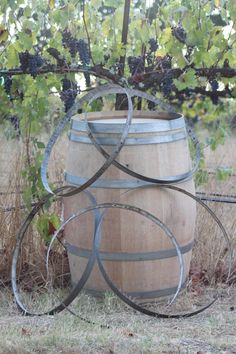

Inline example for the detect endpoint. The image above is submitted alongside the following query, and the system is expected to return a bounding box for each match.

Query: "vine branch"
[1,65,236,97]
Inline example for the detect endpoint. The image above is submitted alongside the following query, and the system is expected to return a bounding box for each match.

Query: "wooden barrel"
[63,111,196,300]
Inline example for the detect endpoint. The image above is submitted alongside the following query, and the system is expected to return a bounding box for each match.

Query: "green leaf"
[6,45,20,68]
[18,32,33,51]
[174,69,198,90]
[161,27,172,44]
[36,213,60,244]
[216,167,234,181]
[36,141,45,149]
[195,169,209,186]
[232,87,236,98]
[184,69,198,88]
[24,5,31,18]
[22,186,33,209]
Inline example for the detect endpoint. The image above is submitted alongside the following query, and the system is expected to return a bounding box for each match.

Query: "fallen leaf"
[21,327,31,336]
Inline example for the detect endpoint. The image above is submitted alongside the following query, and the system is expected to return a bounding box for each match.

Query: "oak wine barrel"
[63,110,196,300]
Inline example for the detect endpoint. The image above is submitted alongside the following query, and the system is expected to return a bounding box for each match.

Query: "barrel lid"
[71,111,185,133]
[73,110,182,121]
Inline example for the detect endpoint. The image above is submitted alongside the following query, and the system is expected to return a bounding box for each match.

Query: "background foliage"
[0,0,236,200]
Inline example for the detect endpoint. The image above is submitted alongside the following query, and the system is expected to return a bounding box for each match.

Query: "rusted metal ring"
[41,85,134,197]
[85,90,200,185]
[11,187,99,317]
[95,185,232,318]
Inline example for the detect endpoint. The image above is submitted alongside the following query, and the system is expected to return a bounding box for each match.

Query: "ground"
[0,287,235,354]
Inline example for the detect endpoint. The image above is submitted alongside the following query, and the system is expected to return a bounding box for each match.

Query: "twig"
[118,0,131,77]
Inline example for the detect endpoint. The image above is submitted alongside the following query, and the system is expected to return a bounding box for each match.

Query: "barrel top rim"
[72,110,183,122]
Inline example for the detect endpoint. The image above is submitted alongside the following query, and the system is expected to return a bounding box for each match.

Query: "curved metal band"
[66,240,193,261]
[41,85,134,196]
[64,172,193,190]
[11,187,100,317]
[86,121,200,185]
[71,116,185,133]
[53,201,184,307]
[68,130,187,145]
[41,84,199,198]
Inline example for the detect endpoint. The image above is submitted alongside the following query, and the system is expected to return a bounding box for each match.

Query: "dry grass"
[192,137,236,286]
[0,287,235,354]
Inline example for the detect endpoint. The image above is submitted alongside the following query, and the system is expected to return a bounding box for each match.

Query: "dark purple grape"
[210,79,219,91]
[161,72,173,97]
[148,101,156,111]
[77,40,90,65]
[77,40,90,86]
[60,78,79,112]
[4,75,12,95]
[211,94,219,105]
[160,55,172,69]
[149,38,158,52]
[62,32,91,86]
[172,26,187,43]
[28,54,44,78]
[127,56,144,75]
[62,30,78,57]
[19,51,30,72]
[19,51,44,77]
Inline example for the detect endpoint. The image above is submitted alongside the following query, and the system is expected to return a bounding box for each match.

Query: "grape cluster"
[148,100,156,111]
[60,78,79,112]
[172,26,187,44]
[62,30,78,58]
[77,39,90,87]
[19,51,44,78]
[161,72,173,97]
[62,31,91,86]
[160,55,172,69]
[128,56,144,75]
[149,38,158,52]
[77,39,90,65]
[209,80,219,105]
[62,31,90,64]
[210,79,219,91]
[211,94,219,105]
[3,75,12,95]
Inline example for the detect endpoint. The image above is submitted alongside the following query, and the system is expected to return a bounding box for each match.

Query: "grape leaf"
[6,45,20,68]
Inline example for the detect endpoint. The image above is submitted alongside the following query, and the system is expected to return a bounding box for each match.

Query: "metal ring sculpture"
[11,84,232,322]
